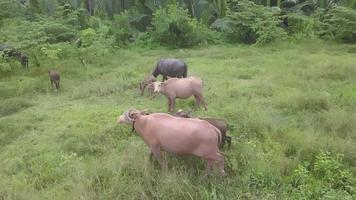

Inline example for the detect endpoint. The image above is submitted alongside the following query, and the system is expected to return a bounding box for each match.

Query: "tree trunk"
[122,0,125,12]
[86,0,95,16]
[183,0,195,17]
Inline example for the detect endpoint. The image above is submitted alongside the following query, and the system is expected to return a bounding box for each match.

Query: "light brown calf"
[153,77,207,112]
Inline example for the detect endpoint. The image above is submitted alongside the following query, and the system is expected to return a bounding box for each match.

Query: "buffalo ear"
[161,82,168,87]
[129,110,140,120]
[140,109,150,115]
[150,76,156,82]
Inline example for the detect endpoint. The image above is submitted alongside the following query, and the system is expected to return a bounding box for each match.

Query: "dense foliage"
[1,0,356,52]
[212,0,287,44]
[150,4,211,47]
[321,6,356,43]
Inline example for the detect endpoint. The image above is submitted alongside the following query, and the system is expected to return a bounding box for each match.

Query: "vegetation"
[0,0,356,199]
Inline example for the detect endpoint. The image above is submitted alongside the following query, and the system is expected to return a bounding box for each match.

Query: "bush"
[286,13,319,39]
[37,43,78,60]
[212,0,287,45]
[80,28,97,47]
[0,0,24,23]
[150,4,210,48]
[320,6,356,43]
[43,22,76,43]
[0,18,47,49]
[111,11,139,46]
[288,151,355,199]
[0,52,14,72]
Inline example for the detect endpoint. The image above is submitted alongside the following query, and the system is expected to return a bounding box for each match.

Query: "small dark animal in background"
[0,45,29,69]
[152,58,188,81]
[48,69,60,90]
[174,110,232,148]
[19,53,29,69]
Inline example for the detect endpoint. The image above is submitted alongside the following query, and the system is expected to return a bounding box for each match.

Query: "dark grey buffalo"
[152,58,188,81]
[48,69,60,90]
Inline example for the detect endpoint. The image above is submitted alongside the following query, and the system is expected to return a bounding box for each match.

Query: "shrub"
[0,0,24,23]
[111,10,139,46]
[61,7,89,29]
[212,0,287,45]
[286,13,319,38]
[0,18,47,49]
[0,52,14,72]
[55,32,77,42]
[150,4,210,48]
[0,62,13,73]
[80,28,97,47]
[288,151,355,199]
[39,46,62,59]
[43,22,76,43]
[320,6,356,43]
[37,43,78,60]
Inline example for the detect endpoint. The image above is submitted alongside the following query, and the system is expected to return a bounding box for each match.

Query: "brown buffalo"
[174,110,232,148]
[48,69,60,90]
[153,77,207,112]
[117,109,225,176]
[140,74,156,96]
[146,83,155,98]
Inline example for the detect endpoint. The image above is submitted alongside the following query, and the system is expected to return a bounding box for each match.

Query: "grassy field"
[0,41,355,199]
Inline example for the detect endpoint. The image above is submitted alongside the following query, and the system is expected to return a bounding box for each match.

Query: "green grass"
[0,41,355,199]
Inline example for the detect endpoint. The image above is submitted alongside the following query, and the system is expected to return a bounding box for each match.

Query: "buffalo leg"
[141,84,146,96]
[216,152,225,176]
[170,98,176,112]
[148,87,153,99]
[150,146,165,169]
[194,95,200,109]
[167,98,172,112]
[220,139,225,149]
[205,159,214,176]
[220,135,227,148]
[204,152,225,176]
[197,94,208,110]
[148,151,154,161]
[50,80,54,88]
